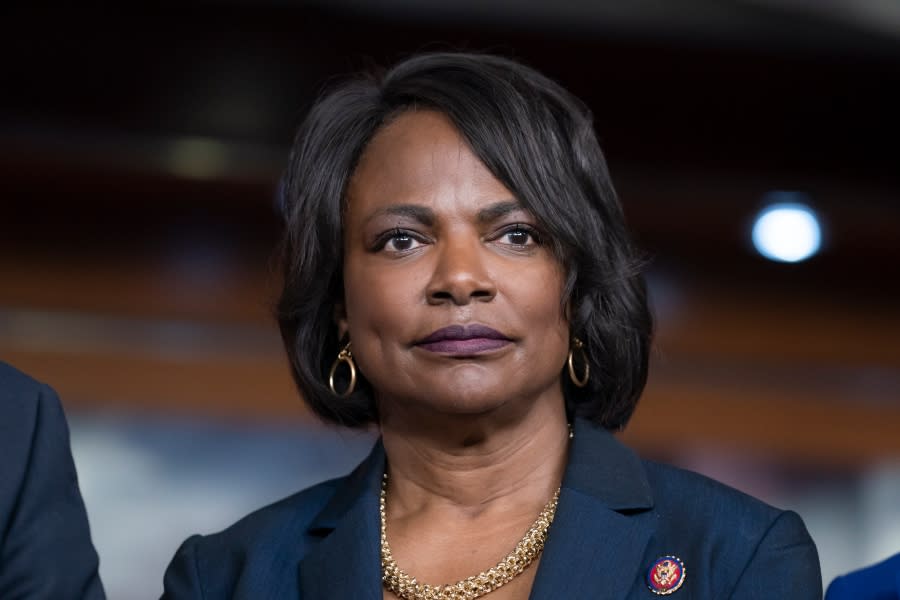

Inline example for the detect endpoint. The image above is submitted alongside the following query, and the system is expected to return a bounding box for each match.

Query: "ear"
[333,302,349,342]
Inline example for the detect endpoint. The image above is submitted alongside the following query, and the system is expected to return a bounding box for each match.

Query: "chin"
[426,394,508,417]
[390,378,512,418]
[377,364,554,420]
[431,368,508,405]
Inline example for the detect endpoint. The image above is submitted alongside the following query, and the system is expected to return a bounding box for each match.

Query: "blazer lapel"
[298,441,385,600]
[529,420,656,600]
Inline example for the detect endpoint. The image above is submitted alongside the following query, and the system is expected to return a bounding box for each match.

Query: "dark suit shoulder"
[0,361,48,423]
[0,361,105,599]
[642,458,783,527]
[0,360,46,391]
[163,438,385,598]
[825,551,900,600]
[0,363,45,500]
[162,475,347,598]
[640,459,821,599]
[192,475,342,558]
[0,362,61,478]
[641,457,800,551]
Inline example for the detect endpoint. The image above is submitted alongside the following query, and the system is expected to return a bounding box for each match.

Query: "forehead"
[346,110,513,217]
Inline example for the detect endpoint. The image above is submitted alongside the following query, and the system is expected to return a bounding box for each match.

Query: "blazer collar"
[563,417,654,510]
[298,439,385,600]
[528,418,656,600]
[299,419,656,599]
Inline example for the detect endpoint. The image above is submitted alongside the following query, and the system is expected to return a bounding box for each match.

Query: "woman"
[162,52,821,599]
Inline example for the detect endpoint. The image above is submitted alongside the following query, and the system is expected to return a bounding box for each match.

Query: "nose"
[426,234,497,306]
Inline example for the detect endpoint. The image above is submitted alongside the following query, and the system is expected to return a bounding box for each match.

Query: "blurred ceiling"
[3,1,898,285]
[311,0,900,44]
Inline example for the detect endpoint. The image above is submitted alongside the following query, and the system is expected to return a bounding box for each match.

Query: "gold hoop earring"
[328,342,357,398]
[567,337,589,388]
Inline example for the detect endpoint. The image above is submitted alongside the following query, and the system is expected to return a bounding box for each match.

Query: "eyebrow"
[363,199,525,227]
[364,204,435,227]
[476,200,526,224]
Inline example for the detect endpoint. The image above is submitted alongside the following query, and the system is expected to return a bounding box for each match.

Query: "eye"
[498,224,541,247]
[386,232,420,251]
[374,229,426,253]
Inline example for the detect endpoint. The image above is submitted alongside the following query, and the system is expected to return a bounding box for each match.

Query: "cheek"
[341,260,424,341]
[507,263,570,359]
[340,259,428,394]
[519,265,567,326]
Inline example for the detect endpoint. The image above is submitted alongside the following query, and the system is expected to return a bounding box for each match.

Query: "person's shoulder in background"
[0,361,105,599]
[826,552,900,600]
[643,459,822,599]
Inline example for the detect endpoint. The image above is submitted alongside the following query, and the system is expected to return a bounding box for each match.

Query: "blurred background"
[2,1,899,597]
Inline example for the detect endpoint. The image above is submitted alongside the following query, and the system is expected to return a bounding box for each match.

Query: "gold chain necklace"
[380,475,561,600]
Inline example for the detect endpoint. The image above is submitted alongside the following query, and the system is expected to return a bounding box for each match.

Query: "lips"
[415,324,512,355]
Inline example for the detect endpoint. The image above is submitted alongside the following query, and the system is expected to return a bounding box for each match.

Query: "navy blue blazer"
[0,362,104,599]
[163,418,822,599]
[825,552,900,600]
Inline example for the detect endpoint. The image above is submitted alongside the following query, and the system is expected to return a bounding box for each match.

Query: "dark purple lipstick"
[416,324,511,355]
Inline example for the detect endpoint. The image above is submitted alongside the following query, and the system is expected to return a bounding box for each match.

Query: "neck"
[379,391,569,514]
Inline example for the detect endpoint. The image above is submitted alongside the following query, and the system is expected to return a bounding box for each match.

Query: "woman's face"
[339,110,570,419]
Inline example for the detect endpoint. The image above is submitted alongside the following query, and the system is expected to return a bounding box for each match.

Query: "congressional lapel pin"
[646,555,686,595]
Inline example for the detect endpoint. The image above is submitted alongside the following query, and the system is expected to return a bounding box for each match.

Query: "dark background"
[3,1,898,458]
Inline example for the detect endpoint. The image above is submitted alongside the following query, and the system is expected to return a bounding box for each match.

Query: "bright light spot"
[751,202,822,263]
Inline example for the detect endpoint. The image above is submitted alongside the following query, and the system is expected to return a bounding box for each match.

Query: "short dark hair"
[276,52,652,430]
